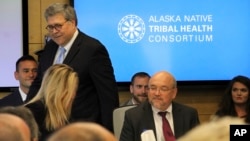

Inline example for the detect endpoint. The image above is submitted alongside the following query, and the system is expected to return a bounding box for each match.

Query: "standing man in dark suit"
[120,71,200,141]
[0,55,38,107]
[25,3,119,132]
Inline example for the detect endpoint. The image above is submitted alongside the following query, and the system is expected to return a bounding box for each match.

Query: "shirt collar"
[151,103,173,114]
[18,87,27,102]
[62,30,79,53]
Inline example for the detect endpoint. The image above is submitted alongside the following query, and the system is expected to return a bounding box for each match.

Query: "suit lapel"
[42,41,58,67]
[13,89,24,104]
[142,102,157,137]
[63,31,82,64]
[16,90,24,103]
[172,102,183,138]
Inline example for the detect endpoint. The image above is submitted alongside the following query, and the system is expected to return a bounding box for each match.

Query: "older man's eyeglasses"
[45,21,68,31]
[148,86,174,93]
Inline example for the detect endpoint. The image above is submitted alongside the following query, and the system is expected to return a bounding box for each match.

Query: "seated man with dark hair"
[120,72,150,106]
[0,55,38,106]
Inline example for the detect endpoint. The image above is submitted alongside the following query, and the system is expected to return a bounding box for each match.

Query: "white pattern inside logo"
[118,15,145,43]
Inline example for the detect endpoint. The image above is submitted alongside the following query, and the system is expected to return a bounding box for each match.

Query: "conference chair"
[113,105,136,139]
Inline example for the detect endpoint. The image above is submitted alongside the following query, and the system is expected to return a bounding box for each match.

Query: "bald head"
[149,71,176,88]
[0,113,31,141]
[0,106,39,141]
[178,116,247,141]
[47,122,117,141]
[148,71,178,111]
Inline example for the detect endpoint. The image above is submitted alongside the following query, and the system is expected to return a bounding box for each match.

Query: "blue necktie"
[55,47,66,64]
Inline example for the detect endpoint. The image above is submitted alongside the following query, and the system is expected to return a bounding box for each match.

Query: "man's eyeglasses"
[148,86,174,93]
[45,21,68,31]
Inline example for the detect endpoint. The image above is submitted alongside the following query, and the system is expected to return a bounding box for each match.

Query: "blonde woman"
[25,64,78,141]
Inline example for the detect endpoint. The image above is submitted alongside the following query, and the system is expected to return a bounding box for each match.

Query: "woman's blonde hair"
[26,64,78,131]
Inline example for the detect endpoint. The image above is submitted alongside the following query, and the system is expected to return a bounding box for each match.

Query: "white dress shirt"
[152,104,175,141]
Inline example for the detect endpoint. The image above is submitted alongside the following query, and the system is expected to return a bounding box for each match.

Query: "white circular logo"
[118,15,145,43]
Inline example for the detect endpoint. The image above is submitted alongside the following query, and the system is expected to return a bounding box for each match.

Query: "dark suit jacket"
[0,88,24,107]
[26,30,119,131]
[120,101,200,141]
[120,98,134,106]
[25,100,48,141]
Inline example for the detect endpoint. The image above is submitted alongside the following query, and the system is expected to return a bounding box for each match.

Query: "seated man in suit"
[120,71,200,141]
[0,55,38,106]
[120,72,150,106]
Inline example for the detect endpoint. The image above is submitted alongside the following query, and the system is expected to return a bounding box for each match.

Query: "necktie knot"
[158,111,176,141]
[158,111,167,117]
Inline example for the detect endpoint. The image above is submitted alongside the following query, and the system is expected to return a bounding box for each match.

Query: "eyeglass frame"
[148,85,175,93]
[45,20,68,31]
